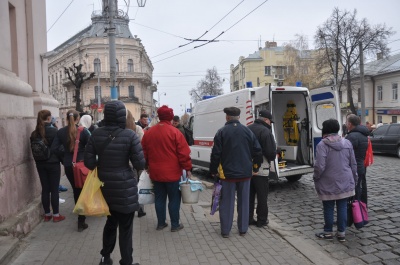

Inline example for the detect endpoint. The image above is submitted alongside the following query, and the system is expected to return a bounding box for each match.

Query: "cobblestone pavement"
[8,174,314,265]
[268,154,400,265]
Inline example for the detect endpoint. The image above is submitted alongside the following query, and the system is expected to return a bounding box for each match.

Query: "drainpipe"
[371,75,376,124]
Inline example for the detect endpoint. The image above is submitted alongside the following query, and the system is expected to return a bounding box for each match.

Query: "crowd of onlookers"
[29,103,377,264]
[30,102,192,265]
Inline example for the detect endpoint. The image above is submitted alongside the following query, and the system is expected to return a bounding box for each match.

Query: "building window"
[95,86,101,101]
[116,59,119,72]
[288,65,295,75]
[127,59,133,72]
[9,3,18,75]
[128,85,135,98]
[392,83,398,100]
[275,66,287,75]
[94,58,101,73]
[265,66,271,76]
[358,87,361,102]
[339,90,343,103]
[392,116,398,124]
[51,75,54,86]
[377,115,382,123]
[242,68,245,78]
[56,75,58,84]
[377,85,383,101]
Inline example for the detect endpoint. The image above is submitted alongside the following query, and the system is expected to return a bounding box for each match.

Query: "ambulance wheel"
[285,175,302,182]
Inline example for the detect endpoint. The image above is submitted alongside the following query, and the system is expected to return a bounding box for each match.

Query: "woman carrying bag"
[51,109,90,231]
[313,119,358,242]
[84,101,145,265]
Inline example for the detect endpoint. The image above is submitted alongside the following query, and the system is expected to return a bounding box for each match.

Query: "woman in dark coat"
[31,110,64,222]
[51,109,90,231]
[84,100,145,265]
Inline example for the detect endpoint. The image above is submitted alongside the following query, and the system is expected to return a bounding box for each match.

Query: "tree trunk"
[75,86,83,112]
[346,71,356,114]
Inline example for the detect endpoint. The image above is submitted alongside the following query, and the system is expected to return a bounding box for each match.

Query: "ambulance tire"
[285,175,302,182]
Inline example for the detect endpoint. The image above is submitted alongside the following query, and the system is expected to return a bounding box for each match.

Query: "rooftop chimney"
[265,41,277,48]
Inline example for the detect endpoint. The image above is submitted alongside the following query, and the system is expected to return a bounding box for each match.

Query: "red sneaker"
[44,215,52,222]
[53,215,66,222]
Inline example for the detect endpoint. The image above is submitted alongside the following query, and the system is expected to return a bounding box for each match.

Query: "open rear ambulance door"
[266,85,280,180]
[309,86,341,159]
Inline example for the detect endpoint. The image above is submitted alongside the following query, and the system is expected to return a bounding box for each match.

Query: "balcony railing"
[273,74,285,80]
[62,71,152,86]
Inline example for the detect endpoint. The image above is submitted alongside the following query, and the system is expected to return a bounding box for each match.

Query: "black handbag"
[347,196,354,227]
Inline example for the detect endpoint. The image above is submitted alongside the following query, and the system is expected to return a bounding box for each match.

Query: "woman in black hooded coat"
[84,100,145,265]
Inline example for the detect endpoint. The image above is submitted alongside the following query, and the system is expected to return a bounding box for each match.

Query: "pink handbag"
[352,200,368,229]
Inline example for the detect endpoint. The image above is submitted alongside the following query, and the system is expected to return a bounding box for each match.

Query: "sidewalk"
[7,177,336,265]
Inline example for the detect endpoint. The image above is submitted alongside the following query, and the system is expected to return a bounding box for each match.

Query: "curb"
[0,197,42,264]
[0,236,19,265]
[268,219,339,265]
[202,178,338,265]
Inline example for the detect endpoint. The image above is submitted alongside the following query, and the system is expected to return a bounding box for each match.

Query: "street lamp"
[190,90,202,101]
[158,92,166,107]
[137,0,147,7]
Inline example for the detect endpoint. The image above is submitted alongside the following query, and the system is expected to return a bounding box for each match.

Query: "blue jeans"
[153,180,181,229]
[322,198,347,235]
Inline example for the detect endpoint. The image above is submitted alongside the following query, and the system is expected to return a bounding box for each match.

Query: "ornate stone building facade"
[0,0,58,235]
[46,1,156,125]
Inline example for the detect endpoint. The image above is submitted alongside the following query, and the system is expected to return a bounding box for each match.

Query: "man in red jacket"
[141,105,192,232]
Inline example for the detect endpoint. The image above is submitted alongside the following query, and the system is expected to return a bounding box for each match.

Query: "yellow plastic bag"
[73,168,110,217]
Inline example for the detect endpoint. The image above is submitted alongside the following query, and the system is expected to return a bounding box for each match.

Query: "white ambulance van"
[188,85,341,182]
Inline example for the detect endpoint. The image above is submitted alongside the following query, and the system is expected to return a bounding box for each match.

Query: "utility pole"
[359,42,366,124]
[97,55,102,120]
[108,0,117,100]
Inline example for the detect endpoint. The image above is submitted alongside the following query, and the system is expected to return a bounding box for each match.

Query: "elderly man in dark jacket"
[346,114,369,204]
[210,107,263,238]
[85,100,145,265]
[247,110,276,227]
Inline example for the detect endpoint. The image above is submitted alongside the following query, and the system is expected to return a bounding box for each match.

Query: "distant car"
[370,123,400,158]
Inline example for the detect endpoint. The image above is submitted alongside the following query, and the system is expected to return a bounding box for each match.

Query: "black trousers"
[36,163,61,214]
[357,173,368,204]
[249,175,269,222]
[64,166,85,222]
[101,210,135,265]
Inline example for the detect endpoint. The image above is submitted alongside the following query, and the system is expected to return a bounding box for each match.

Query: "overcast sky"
[46,0,400,116]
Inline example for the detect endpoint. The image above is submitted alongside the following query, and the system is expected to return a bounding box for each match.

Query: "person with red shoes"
[141,105,192,232]
[51,110,90,230]
[30,110,65,223]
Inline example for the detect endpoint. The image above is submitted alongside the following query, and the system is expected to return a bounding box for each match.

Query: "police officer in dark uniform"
[210,107,263,238]
[248,110,276,227]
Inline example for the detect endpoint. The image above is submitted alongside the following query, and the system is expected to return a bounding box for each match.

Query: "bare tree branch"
[314,7,394,114]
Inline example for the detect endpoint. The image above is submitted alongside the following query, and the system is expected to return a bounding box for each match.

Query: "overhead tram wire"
[134,1,246,59]
[178,0,244,49]
[47,0,76,33]
[130,22,186,39]
[194,0,268,49]
[153,1,269,64]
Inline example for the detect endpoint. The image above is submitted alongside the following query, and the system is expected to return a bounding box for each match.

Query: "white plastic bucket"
[180,183,200,204]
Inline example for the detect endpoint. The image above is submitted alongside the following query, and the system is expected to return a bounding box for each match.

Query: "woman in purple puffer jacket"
[313,119,358,242]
